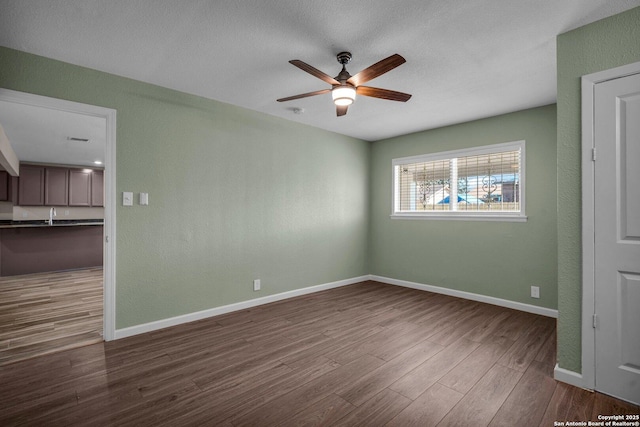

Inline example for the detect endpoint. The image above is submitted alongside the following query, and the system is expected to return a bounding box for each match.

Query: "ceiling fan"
[277,52,412,117]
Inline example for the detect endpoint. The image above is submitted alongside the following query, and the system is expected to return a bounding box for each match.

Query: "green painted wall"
[370,105,558,309]
[556,6,640,373]
[0,47,370,329]
[4,4,636,350]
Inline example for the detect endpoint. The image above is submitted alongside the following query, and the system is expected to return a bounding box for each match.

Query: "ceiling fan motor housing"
[335,52,354,83]
[336,51,352,65]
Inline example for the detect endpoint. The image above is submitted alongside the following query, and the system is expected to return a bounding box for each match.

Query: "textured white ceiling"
[0,0,639,142]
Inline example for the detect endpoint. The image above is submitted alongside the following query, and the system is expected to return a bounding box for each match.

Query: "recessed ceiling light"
[94,160,103,165]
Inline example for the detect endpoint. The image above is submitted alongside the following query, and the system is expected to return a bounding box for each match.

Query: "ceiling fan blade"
[357,86,412,102]
[336,105,348,117]
[347,54,406,86]
[277,88,331,102]
[290,60,340,85]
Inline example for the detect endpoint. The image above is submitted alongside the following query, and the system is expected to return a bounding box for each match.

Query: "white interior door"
[594,72,640,405]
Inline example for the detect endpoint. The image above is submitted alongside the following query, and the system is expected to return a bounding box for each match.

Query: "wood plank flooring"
[0,268,103,366]
[1,281,638,426]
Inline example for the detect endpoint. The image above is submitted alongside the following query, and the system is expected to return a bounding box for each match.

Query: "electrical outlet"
[253,279,261,292]
[531,286,540,299]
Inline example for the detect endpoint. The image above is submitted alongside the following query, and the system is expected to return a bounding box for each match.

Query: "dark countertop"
[0,219,104,229]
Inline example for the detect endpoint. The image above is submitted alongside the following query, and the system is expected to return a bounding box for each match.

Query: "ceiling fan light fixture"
[332,85,356,106]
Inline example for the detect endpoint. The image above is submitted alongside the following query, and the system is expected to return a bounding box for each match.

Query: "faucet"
[48,207,56,225]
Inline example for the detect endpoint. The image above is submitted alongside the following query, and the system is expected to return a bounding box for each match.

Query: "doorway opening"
[0,89,115,364]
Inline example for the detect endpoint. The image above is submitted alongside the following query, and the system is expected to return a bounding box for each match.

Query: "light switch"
[123,192,133,206]
[139,192,149,206]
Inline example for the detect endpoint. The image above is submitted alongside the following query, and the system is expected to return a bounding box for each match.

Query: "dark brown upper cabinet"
[0,171,9,202]
[68,169,92,207]
[17,164,104,207]
[0,171,15,203]
[44,167,69,206]
[18,165,45,206]
[91,169,104,207]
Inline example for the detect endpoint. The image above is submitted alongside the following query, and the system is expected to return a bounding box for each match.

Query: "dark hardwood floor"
[0,281,637,426]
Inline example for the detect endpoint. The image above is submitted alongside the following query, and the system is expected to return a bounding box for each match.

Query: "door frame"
[0,88,117,341]
[581,61,640,391]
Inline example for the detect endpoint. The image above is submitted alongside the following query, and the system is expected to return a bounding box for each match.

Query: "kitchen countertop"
[0,219,104,229]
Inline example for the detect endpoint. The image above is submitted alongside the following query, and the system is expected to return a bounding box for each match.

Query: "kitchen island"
[0,220,103,276]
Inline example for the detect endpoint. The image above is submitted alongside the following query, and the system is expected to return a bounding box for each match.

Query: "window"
[392,140,526,221]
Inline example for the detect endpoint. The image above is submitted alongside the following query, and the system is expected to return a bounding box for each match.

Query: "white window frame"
[391,140,527,222]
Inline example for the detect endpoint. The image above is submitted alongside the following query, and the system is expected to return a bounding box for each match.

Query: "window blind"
[393,141,524,219]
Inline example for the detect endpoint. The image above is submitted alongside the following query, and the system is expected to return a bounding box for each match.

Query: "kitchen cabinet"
[0,225,103,276]
[69,169,92,207]
[91,170,104,207]
[44,167,69,206]
[0,172,17,204]
[18,165,45,206]
[17,164,104,207]
[0,171,8,201]
[9,174,17,204]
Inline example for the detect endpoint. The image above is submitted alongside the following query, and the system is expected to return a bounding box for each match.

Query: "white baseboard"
[370,275,558,318]
[554,364,588,389]
[115,273,559,340]
[114,275,369,339]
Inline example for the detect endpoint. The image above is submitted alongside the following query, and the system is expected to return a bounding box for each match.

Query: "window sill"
[390,213,528,222]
